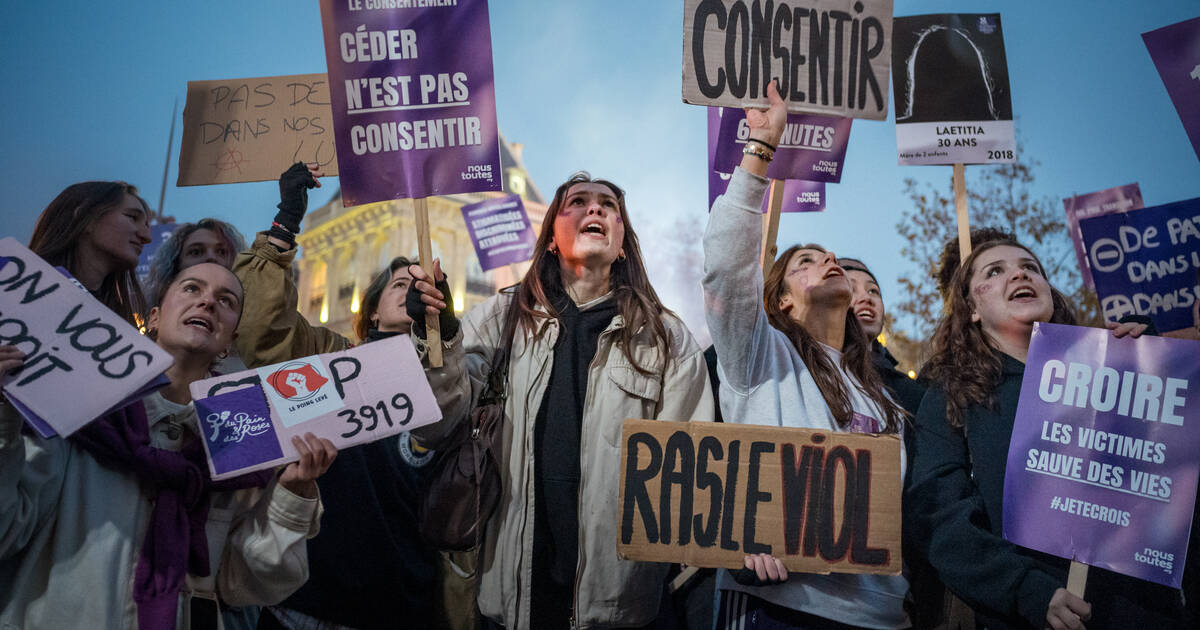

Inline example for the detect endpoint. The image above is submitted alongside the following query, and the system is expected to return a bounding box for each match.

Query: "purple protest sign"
[461,194,535,271]
[1079,197,1200,334]
[1003,323,1200,587]
[196,386,284,477]
[707,108,825,213]
[1063,185,1143,289]
[711,109,851,183]
[319,0,502,206]
[1143,17,1200,163]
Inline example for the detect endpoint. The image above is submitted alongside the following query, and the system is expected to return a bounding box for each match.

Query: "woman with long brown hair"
[702,82,909,629]
[909,238,1187,629]
[27,180,152,326]
[409,174,714,629]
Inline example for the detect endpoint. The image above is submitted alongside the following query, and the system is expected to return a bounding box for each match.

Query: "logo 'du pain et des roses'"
[266,362,331,401]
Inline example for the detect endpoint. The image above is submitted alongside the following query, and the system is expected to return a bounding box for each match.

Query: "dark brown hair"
[354,256,416,342]
[924,239,1076,427]
[28,181,149,327]
[935,226,1017,300]
[512,172,672,374]
[764,245,904,433]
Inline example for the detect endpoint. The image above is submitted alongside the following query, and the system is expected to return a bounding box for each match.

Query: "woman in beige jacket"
[0,261,335,630]
[410,173,715,629]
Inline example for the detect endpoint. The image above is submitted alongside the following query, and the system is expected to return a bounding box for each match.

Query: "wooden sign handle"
[413,197,443,367]
[952,163,971,259]
[1067,560,1088,597]
[761,179,786,279]
[669,566,700,594]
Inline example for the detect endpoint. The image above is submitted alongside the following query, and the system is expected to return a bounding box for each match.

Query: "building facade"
[295,137,547,338]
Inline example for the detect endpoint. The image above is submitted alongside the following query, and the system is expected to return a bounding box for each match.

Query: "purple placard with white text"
[707,108,825,213]
[319,0,502,206]
[461,194,535,271]
[1079,197,1200,334]
[711,108,851,183]
[197,386,284,477]
[1143,17,1200,163]
[1003,323,1200,587]
[1063,185,1143,289]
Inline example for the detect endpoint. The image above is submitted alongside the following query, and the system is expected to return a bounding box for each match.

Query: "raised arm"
[234,164,350,368]
[405,263,503,449]
[701,81,787,393]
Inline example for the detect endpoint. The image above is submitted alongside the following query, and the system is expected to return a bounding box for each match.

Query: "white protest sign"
[682,0,894,120]
[189,334,441,480]
[0,237,174,437]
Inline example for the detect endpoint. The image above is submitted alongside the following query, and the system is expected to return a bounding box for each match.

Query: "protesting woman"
[145,218,246,306]
[27,180,153,326]
[234,163,452,630]
[0,261,333,629]
[909,239,1188,629]
[701,82,910,629]
[409,173,714,629]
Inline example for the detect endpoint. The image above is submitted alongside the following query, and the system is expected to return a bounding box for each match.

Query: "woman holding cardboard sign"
[909,240,1188,630]
[701,81,910,629]
[409,172,714,629]
[0,261,334,629]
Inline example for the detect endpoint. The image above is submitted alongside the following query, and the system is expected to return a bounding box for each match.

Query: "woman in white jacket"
[0,261,336,630]
[409,173,714,629]
[702,83,910,629]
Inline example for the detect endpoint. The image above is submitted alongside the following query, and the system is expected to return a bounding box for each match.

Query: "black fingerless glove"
[271,162,318,245]
[730,568,774,587]
[405,269,460,342]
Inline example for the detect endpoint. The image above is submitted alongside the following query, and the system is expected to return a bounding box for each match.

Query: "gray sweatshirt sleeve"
[702,168,780,394]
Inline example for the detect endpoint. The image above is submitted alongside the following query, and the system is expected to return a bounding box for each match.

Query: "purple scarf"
[72,400,274,630]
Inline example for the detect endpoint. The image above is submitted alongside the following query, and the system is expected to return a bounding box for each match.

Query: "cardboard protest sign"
[682,0,893,120]
[618,419,901,574]
[178,74,339,186]
[0,238,173,437]
[1003,323,1200,587]
[189,334,440,480]
[1142,17,1200,163]
[1079,197,1200,334]
[711,108,852,183]
[1063,185,1144,290]
[461,194,535,271]
[319,0,503,206]
[891,14,1016,165]
[706,108,826,213]
[136,223,179,282]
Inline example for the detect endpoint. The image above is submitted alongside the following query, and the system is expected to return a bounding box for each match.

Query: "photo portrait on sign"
[892,14,1016,165]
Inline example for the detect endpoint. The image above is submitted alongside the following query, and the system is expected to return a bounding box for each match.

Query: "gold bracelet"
[742,142,774,163]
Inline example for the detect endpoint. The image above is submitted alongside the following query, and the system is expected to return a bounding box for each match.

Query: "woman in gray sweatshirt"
[701,82,910,629]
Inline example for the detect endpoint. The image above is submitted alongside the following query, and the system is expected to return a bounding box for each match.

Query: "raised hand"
[744,79,788,149]
[406,259,460,342]
[269,162,324,248]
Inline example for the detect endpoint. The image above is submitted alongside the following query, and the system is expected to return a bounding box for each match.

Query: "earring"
[549,244,558,255]
[618,250,626,261]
